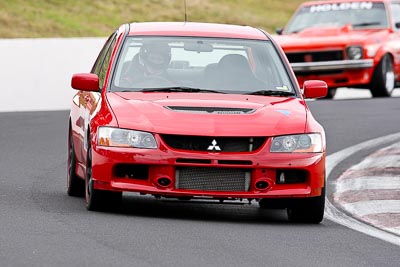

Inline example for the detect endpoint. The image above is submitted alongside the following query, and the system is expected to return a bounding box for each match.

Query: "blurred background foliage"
[0,0,304,38]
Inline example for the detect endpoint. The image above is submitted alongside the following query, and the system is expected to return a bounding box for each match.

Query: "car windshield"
[111,36,295,95]
[285,2,389,33]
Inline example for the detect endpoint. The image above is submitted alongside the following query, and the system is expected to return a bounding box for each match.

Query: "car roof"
[127,22,269,40]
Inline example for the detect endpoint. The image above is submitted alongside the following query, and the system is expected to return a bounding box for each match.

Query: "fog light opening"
[157,177,172,187]
[276,170,306,184]
[279,172,285,183]
[255,180,269,190]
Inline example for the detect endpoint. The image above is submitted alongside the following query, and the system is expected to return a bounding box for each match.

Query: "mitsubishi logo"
[207,139,221,151]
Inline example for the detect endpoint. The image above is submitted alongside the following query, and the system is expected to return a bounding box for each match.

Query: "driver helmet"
[139,42,171,75]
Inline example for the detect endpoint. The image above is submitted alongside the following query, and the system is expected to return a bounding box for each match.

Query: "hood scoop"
[165,106,255,115]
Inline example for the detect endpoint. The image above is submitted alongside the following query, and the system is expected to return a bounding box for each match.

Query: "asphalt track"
[0,97,399,267]
[0,98,400,266]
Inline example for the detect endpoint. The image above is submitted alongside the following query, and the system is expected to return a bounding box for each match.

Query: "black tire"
[67,128,84,197]
[85,144,122,211]
[370,54,395,97]
[287,187,325,224]
[321,88,336,99]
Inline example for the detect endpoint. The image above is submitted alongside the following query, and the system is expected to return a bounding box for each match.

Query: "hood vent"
[165,106,255,114]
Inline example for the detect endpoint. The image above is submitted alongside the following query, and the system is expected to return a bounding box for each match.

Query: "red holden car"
[274,0,400,98]
[68,22,328,223]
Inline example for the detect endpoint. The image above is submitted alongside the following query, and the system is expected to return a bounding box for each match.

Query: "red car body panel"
[274,0,400,93]
[106,93,308,136]
[69,22,327,205]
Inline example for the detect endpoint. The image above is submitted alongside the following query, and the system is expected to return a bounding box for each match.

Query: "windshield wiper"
[141,86,225,94]
[352,22,381,27]
[290,29,304,34]
[247,90,296,97]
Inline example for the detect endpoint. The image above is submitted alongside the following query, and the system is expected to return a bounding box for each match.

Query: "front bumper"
[291,59,374,88]
[291,59,373,73]
[91,139,325,200]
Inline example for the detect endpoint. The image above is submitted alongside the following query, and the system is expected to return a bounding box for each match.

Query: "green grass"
[0,0,304,38]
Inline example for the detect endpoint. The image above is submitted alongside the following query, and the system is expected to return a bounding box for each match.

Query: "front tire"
[85,145,122,211]
[370,54,395,97]
[287,187,325,224]
[322,88,336,99]
[67,128,84,197]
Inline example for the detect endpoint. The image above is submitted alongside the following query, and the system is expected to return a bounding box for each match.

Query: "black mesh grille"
[175,167,250,192]
[286,50,343,63]
[161,135,266,152]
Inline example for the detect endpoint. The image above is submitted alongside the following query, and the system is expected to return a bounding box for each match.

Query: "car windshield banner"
[308,2,374,13]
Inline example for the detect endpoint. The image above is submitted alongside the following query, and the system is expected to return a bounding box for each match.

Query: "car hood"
[106,92,308,136]
[274,27,388,49]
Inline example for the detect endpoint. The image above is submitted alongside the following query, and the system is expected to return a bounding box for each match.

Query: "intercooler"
[175,167,251,192]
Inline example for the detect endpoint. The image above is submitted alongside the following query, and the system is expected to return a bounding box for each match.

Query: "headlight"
[346,46,363,60]
[365,44,380,57]
[270,134,322,153]
[98,127,157,149]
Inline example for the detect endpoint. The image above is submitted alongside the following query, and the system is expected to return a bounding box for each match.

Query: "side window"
[98,38,116,88]
[92,32,117,88]
[391,3,400,30]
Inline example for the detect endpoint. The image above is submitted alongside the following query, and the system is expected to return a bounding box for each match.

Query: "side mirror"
[71,73,99,91]
[395,22,400,29]
[303,80,328,99]
[276,28,283,35]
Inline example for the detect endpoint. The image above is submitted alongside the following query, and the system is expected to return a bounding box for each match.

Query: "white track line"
[385,227,400,236]
[325,132,400,246]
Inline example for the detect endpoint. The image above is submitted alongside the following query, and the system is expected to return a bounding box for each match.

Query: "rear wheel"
[85,144,122,211]
[370,54,395,97]
[67,128,84,197]
[287,187,325,224]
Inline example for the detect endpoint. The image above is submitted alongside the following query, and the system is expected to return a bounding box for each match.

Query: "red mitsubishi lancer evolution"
[68,22,328,223]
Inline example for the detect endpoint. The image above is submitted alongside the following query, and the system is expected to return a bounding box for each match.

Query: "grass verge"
[0,0,304,38]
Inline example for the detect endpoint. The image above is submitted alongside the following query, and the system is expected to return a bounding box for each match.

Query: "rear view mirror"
[184,41,213,52]
[71,73,99,91]
[303,80,328,99]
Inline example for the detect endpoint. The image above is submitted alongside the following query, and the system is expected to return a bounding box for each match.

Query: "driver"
[120,42,172,87]
[139,42,171,76]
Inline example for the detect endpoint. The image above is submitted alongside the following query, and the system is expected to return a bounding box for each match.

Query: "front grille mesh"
[286,50,343,63]
[176,167,250,192]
